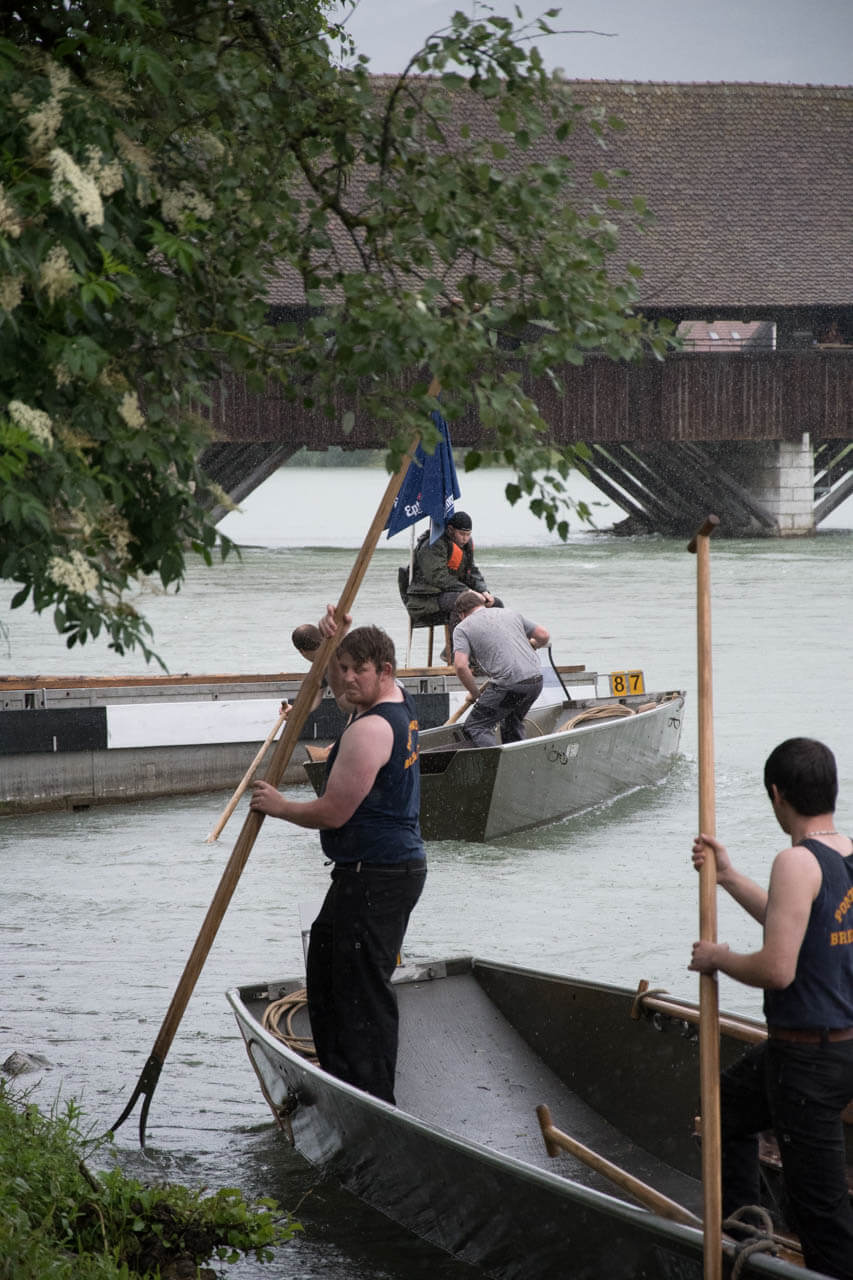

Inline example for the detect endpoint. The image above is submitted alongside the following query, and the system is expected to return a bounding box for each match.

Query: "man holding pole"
[250,609,426,1106]
[689,737,853,1278]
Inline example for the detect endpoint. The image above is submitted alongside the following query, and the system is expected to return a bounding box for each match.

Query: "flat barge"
[0,666,589,817]
[0,668,459,816]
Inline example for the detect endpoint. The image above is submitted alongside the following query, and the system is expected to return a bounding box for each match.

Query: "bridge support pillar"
[728,435,815,537]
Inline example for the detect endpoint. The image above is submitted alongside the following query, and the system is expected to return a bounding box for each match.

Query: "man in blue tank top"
[689,737,853,1278]
[251,614,426,1105]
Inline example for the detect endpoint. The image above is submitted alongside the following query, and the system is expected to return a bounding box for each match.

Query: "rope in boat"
[261,988,319,1063]
[558,703,637,731]
[725,1206,783,1276]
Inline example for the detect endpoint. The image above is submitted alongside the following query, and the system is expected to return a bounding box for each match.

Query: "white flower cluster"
[160,182,214,225]
[47,62,72,97]
[26,61,71,155]
[0,276,24,313]
[0,185,23,239]
[118,390,145,430]
[49,148,104,229]
[27,97,63,153]
[7,399,54,446]
[98,505,132,562]
[39,244,76,303]
[84,146,125,197]
[47,549,99,597]
[195,131,226,161]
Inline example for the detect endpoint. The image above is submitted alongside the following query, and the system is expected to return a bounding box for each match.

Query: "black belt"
[332,859,426,873]
[768,1025,853,1044]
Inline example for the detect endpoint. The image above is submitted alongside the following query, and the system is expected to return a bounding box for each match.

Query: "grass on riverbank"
[0,1081,298,1278]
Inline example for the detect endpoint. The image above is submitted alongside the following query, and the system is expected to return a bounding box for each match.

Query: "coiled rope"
[725,1206,781,1277]
[558,703,637,732]
[261,988,318,1063]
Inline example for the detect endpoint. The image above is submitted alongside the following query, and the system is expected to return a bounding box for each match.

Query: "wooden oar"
[536,1104,701,1227]
[687,513,722,1280]
[108,433,421,1147]
[204,703,290,843]
[443,682,489,726]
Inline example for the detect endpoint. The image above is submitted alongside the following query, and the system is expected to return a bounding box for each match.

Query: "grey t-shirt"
[452,607,541,685]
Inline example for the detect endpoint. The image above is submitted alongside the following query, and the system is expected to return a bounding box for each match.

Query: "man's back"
[454,607,540,685]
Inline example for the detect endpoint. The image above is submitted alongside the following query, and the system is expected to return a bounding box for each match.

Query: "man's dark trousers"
[720,1038,853,1278]
[306,860,426,1105]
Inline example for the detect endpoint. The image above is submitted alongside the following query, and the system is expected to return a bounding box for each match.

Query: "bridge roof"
[266,79,852,315]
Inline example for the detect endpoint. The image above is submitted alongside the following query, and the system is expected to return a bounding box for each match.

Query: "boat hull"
[304,688,686,841]
[420,690,686,841]
[228,959,821,1279]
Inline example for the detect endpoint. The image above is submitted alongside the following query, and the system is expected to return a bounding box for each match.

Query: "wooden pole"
[108,433,421,1146]
[632,982,765,1046]
[204,704,290,843]
[536,1105,701,1227]
[687,513,722,1280]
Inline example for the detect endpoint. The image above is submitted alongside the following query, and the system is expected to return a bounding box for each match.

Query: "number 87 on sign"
[609,670,645,696]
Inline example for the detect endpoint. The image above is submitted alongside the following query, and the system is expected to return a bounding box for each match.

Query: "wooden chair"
[397,566,452,668]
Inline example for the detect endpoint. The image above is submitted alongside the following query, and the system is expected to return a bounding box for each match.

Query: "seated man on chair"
[405,511,503,629]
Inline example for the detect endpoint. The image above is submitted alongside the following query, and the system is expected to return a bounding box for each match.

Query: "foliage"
[1,0,675,661]
[0,1082,297,1278]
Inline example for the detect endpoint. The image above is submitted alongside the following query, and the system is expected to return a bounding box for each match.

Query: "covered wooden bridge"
[201,81,852,537]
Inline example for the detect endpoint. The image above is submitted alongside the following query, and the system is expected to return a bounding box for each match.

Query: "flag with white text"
[385,410,461,544]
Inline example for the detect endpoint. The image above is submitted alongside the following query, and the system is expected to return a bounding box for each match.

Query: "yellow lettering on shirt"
[834,886,853,924]
[404,717,419,770]
[830,928,853,946]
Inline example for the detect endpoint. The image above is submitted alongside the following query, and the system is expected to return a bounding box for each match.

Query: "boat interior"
[248,958,716,1219]
[418,687,682,758]
[393,960,707,1216]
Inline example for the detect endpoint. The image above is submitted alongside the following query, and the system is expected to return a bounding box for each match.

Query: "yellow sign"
[609,670,645,696]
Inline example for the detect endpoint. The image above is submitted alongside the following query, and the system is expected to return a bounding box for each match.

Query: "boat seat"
[397,565,452,668]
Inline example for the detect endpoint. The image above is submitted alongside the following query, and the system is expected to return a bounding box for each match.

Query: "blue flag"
[385,410,461,544]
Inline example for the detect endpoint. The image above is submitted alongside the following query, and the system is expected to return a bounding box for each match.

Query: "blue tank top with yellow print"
[764,837,853,1029]
[319,690,424,865]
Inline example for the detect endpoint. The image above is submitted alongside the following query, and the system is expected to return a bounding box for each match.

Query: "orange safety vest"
[447,542,463,571]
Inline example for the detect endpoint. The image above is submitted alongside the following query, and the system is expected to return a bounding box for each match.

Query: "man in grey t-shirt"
[451,591,550,748]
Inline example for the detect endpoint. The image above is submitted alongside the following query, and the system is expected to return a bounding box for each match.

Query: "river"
[3,466,853,1278]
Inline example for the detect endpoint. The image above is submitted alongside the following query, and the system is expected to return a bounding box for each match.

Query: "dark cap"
[446,510,472,530]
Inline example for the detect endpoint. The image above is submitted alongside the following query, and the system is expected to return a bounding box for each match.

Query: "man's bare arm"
[250,714,393,829]
[453,650,481,700]
[690,845,820,988]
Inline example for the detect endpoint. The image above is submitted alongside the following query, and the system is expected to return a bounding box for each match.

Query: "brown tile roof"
[266,80,852,312]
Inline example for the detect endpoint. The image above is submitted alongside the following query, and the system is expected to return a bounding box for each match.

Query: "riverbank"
[0,1080,295,1278]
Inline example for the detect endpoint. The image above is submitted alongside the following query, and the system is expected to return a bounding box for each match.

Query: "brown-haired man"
[251,609,426,1105]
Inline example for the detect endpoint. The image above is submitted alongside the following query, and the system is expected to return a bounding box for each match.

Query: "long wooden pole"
[204,704,290,843]
[687,513,722,1280]
[108,433,421,1146]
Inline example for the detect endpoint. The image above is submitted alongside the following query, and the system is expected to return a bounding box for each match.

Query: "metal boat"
[305,663,686,841]
[228,956,838,1279]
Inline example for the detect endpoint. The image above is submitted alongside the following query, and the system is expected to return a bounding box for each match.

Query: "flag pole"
[406,521,416,667]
